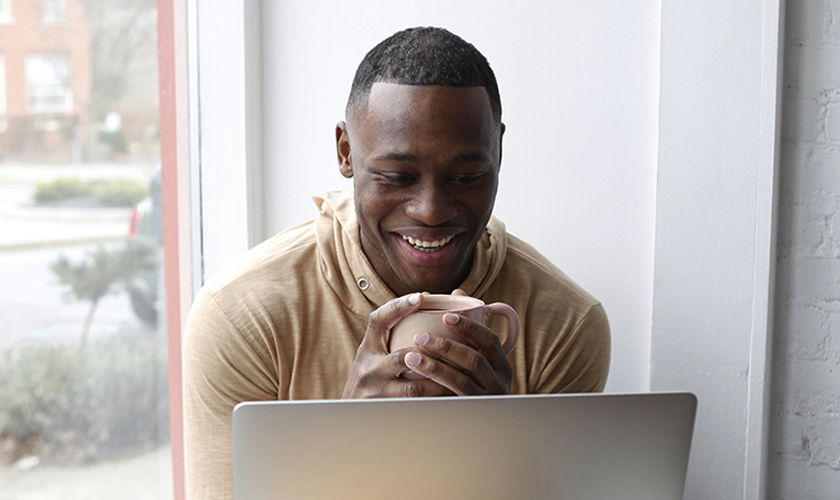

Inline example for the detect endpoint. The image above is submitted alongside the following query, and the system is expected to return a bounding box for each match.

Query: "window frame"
[157,0,193,498]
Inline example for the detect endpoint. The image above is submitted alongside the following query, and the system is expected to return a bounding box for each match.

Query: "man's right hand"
[342,293,454,399]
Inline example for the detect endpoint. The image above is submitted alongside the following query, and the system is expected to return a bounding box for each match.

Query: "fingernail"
[444,313,460,325]
[414,332,430,346]
[409,293,421,305]
[405,352,422,367]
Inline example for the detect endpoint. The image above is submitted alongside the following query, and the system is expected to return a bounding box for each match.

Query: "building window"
[0,54,6,115]
[0,54,6,132]
[0,0,13,25]
[26,54,73,113]
[42,0,68,26]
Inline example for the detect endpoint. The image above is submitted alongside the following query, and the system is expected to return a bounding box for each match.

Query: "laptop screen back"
[233,392,696,500]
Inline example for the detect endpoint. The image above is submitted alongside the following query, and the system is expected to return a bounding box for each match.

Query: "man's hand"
[342,293,455,398]
[401,289,514,396]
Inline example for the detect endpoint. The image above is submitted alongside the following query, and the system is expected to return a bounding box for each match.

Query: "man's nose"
[405,182,456,226]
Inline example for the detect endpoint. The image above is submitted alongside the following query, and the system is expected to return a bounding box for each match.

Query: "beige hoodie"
[183,191,610,499]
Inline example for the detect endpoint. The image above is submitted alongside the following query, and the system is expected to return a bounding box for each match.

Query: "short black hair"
[346,27,501,122]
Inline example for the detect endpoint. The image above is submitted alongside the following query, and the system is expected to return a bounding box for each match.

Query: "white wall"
[768,0,840,498]
[260,0,660,393]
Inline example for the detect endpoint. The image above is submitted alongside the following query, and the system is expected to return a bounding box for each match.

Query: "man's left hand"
[402,289,514,395]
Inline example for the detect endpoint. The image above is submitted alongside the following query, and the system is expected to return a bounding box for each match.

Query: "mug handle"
[484,302,520,355]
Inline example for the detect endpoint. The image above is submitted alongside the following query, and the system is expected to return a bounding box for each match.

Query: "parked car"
[127,168,162,327]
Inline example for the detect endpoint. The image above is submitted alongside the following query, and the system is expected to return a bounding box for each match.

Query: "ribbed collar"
[312,191,508,316]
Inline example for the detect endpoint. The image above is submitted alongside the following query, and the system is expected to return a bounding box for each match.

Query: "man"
[183,27,610,498]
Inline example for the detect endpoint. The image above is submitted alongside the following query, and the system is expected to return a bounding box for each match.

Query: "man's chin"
[396,273,460,295]
[389,241,472,289]
[389,255,470,294]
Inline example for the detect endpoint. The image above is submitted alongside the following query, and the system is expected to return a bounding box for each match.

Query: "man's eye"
[451,173,485,184]
[378,173,413,184]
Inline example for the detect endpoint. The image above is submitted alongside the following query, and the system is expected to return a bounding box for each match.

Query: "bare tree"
[51,240,154,347]
[83,0,158,159]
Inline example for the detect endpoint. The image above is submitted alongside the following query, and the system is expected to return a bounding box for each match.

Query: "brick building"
[0,0,91,161]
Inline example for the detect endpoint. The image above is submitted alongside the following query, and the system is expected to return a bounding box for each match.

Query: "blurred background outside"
[0,0,172,498]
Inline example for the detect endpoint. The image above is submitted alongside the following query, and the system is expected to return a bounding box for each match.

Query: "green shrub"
[0,331,169,465]
[33,177,94,203]
[94,179,148,207]
[98,129,128,155]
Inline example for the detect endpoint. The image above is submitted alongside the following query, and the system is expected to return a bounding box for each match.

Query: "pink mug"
[389,294,520,357]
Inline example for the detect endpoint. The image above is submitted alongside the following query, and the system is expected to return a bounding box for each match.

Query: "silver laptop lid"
[234,392,696,500]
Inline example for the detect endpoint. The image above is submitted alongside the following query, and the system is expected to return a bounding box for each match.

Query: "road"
[0,244,151,347]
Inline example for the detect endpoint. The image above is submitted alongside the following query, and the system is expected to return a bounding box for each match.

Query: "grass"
[0,330,170,466]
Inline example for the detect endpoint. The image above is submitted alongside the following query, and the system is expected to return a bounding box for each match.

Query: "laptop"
[233,392,696,500]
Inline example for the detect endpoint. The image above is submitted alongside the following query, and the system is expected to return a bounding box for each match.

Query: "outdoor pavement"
[0,446,173,500]
[0,162,156,250]
[0,207,130,250]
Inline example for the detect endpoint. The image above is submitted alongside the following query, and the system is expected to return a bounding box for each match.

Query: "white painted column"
[652,1,784,499]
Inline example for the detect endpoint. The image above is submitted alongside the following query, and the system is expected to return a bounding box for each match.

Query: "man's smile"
[400,234,455,252]
[391,231,463,268]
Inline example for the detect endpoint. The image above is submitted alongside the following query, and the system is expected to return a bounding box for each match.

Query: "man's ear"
[498,122,506,168]
[336,121,353,178]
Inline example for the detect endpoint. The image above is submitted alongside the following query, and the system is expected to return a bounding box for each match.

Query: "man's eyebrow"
[372,152,491,163]
[373,152,418,162]
[451,152,491,163]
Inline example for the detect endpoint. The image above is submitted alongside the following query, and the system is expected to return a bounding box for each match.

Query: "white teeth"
[402,234,454,251]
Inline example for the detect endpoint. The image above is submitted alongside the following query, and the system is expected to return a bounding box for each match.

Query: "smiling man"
[183,27,610,498]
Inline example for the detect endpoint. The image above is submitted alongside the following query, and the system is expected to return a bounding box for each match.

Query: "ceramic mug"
[389,294,520,359]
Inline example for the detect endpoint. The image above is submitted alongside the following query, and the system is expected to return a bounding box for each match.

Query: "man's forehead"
[352,83,494,122]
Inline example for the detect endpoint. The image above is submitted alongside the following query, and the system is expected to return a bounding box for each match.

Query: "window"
[26,54,73,113]
[0,0,173,498]
[42,0,68,26]
[0,0,12,25]
[0,54,6,114]
[0,54,6,132]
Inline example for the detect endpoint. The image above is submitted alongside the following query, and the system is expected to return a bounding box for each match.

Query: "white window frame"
[190,1,262,282]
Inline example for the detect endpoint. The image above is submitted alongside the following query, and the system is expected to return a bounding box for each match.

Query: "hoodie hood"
[312,191,508,316]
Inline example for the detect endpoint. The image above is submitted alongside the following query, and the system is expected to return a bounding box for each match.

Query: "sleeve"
[532,303,611,393]
[182,289,278,500]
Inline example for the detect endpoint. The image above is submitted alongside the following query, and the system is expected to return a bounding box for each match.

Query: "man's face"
[336,83,503,296]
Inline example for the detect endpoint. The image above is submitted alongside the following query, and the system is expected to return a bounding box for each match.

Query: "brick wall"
[769,0,840,498]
